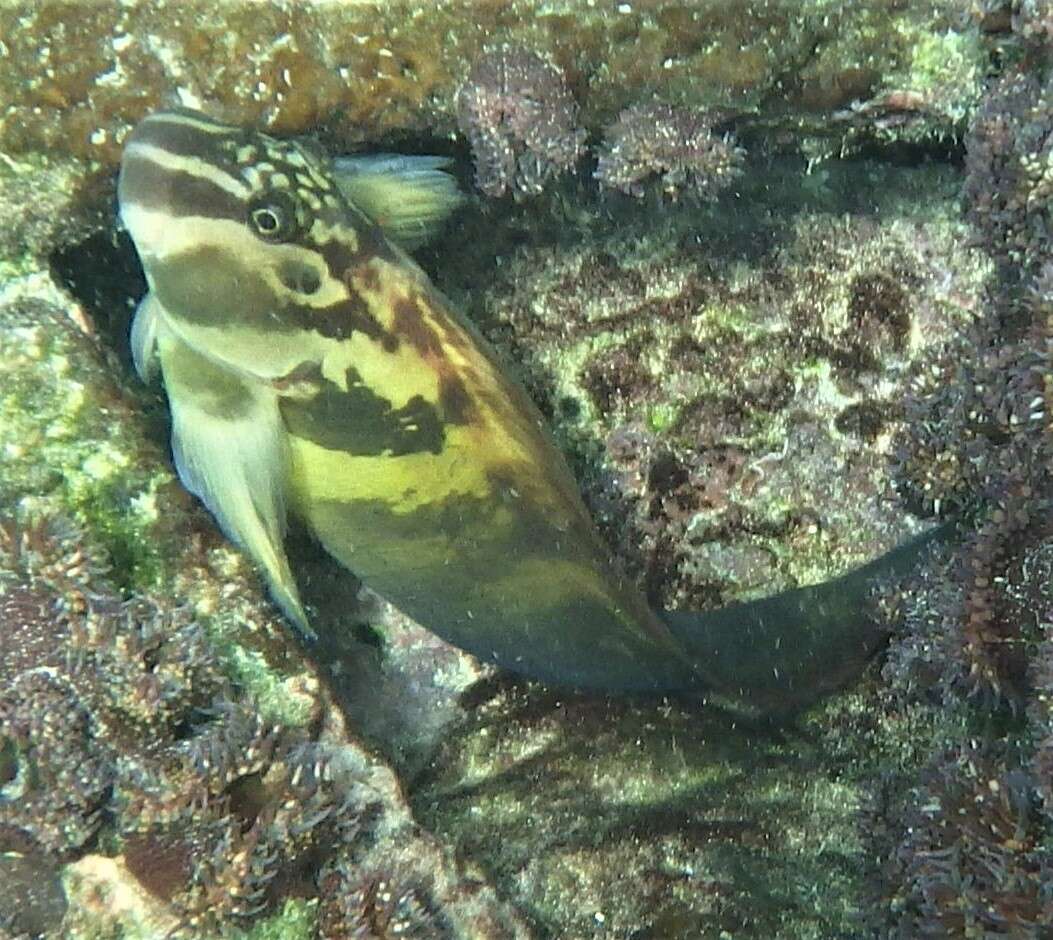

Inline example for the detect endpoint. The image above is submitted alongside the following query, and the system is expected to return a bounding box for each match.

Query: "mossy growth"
[231,899,317,940]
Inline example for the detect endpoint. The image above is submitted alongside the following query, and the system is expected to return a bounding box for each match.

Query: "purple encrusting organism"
[595,102,744,200]
[457,45,586,198]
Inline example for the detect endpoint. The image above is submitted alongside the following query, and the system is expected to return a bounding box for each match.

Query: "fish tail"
[661,523,956,717]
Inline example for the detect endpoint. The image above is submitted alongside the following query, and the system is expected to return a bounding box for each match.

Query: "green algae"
[233,899,317,940]
[646,402,680,433]
[218,639,317,729]
[0,290,170,596]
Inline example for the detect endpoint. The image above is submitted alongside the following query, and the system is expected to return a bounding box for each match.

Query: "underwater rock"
[0,0,985,166]
[448,158,988,613]
[0,3,1046,937]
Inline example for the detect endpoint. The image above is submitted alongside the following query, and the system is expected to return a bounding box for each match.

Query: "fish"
[117,108,947,716]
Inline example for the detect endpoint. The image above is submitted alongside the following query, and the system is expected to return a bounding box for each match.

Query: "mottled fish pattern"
[119,109,943,714]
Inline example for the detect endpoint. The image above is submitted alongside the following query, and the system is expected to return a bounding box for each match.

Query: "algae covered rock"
[0,1,1049,938]
[1,0,985,164]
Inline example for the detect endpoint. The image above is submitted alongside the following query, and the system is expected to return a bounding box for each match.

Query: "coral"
[0,0,987,171]
[0,671,110,858]
[863,506,1053,935]
[963,62,1053,279]
[0,511,365,934]
[594,102,744,201]
[127,742,355,932]
[456,45,585,199]
[317,862,446,939]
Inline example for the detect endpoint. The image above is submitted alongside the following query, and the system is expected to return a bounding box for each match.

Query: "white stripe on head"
[122,140,251,201]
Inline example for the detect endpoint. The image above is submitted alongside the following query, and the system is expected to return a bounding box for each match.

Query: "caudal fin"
[660,523,955,717]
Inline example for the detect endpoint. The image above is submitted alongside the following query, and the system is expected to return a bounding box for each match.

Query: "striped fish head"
[118,108,397,382]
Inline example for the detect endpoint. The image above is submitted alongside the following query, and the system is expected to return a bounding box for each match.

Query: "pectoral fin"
[129,293,162,383]
[156,325,312,636]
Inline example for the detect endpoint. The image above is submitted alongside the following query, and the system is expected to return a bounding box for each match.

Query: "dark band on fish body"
[391,295,444,357]
[306,290,392,345]
[159,334,258,421]
[279,366,445,456]
[129,110,248,161]
[303,489,695,692]
[438,371,475,425]
[146,242,399,349]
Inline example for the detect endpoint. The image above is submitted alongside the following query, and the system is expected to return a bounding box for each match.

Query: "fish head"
[118,108,393,382]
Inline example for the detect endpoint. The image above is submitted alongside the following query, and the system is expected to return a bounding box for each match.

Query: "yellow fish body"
[118,109,941,713]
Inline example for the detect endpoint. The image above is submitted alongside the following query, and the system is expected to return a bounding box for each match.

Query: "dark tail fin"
[660,523,955,717]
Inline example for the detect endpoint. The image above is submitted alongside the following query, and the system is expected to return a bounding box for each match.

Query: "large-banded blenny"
[118,108,942,715]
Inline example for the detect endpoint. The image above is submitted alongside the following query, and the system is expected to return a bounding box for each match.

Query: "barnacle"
[456,44,585,199]
[0,510,371,934]
[318,861,446,939]
[880,747,1052,936]
[594,101,744,201]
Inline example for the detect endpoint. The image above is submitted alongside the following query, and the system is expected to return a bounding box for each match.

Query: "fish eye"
[247,192,300,243]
